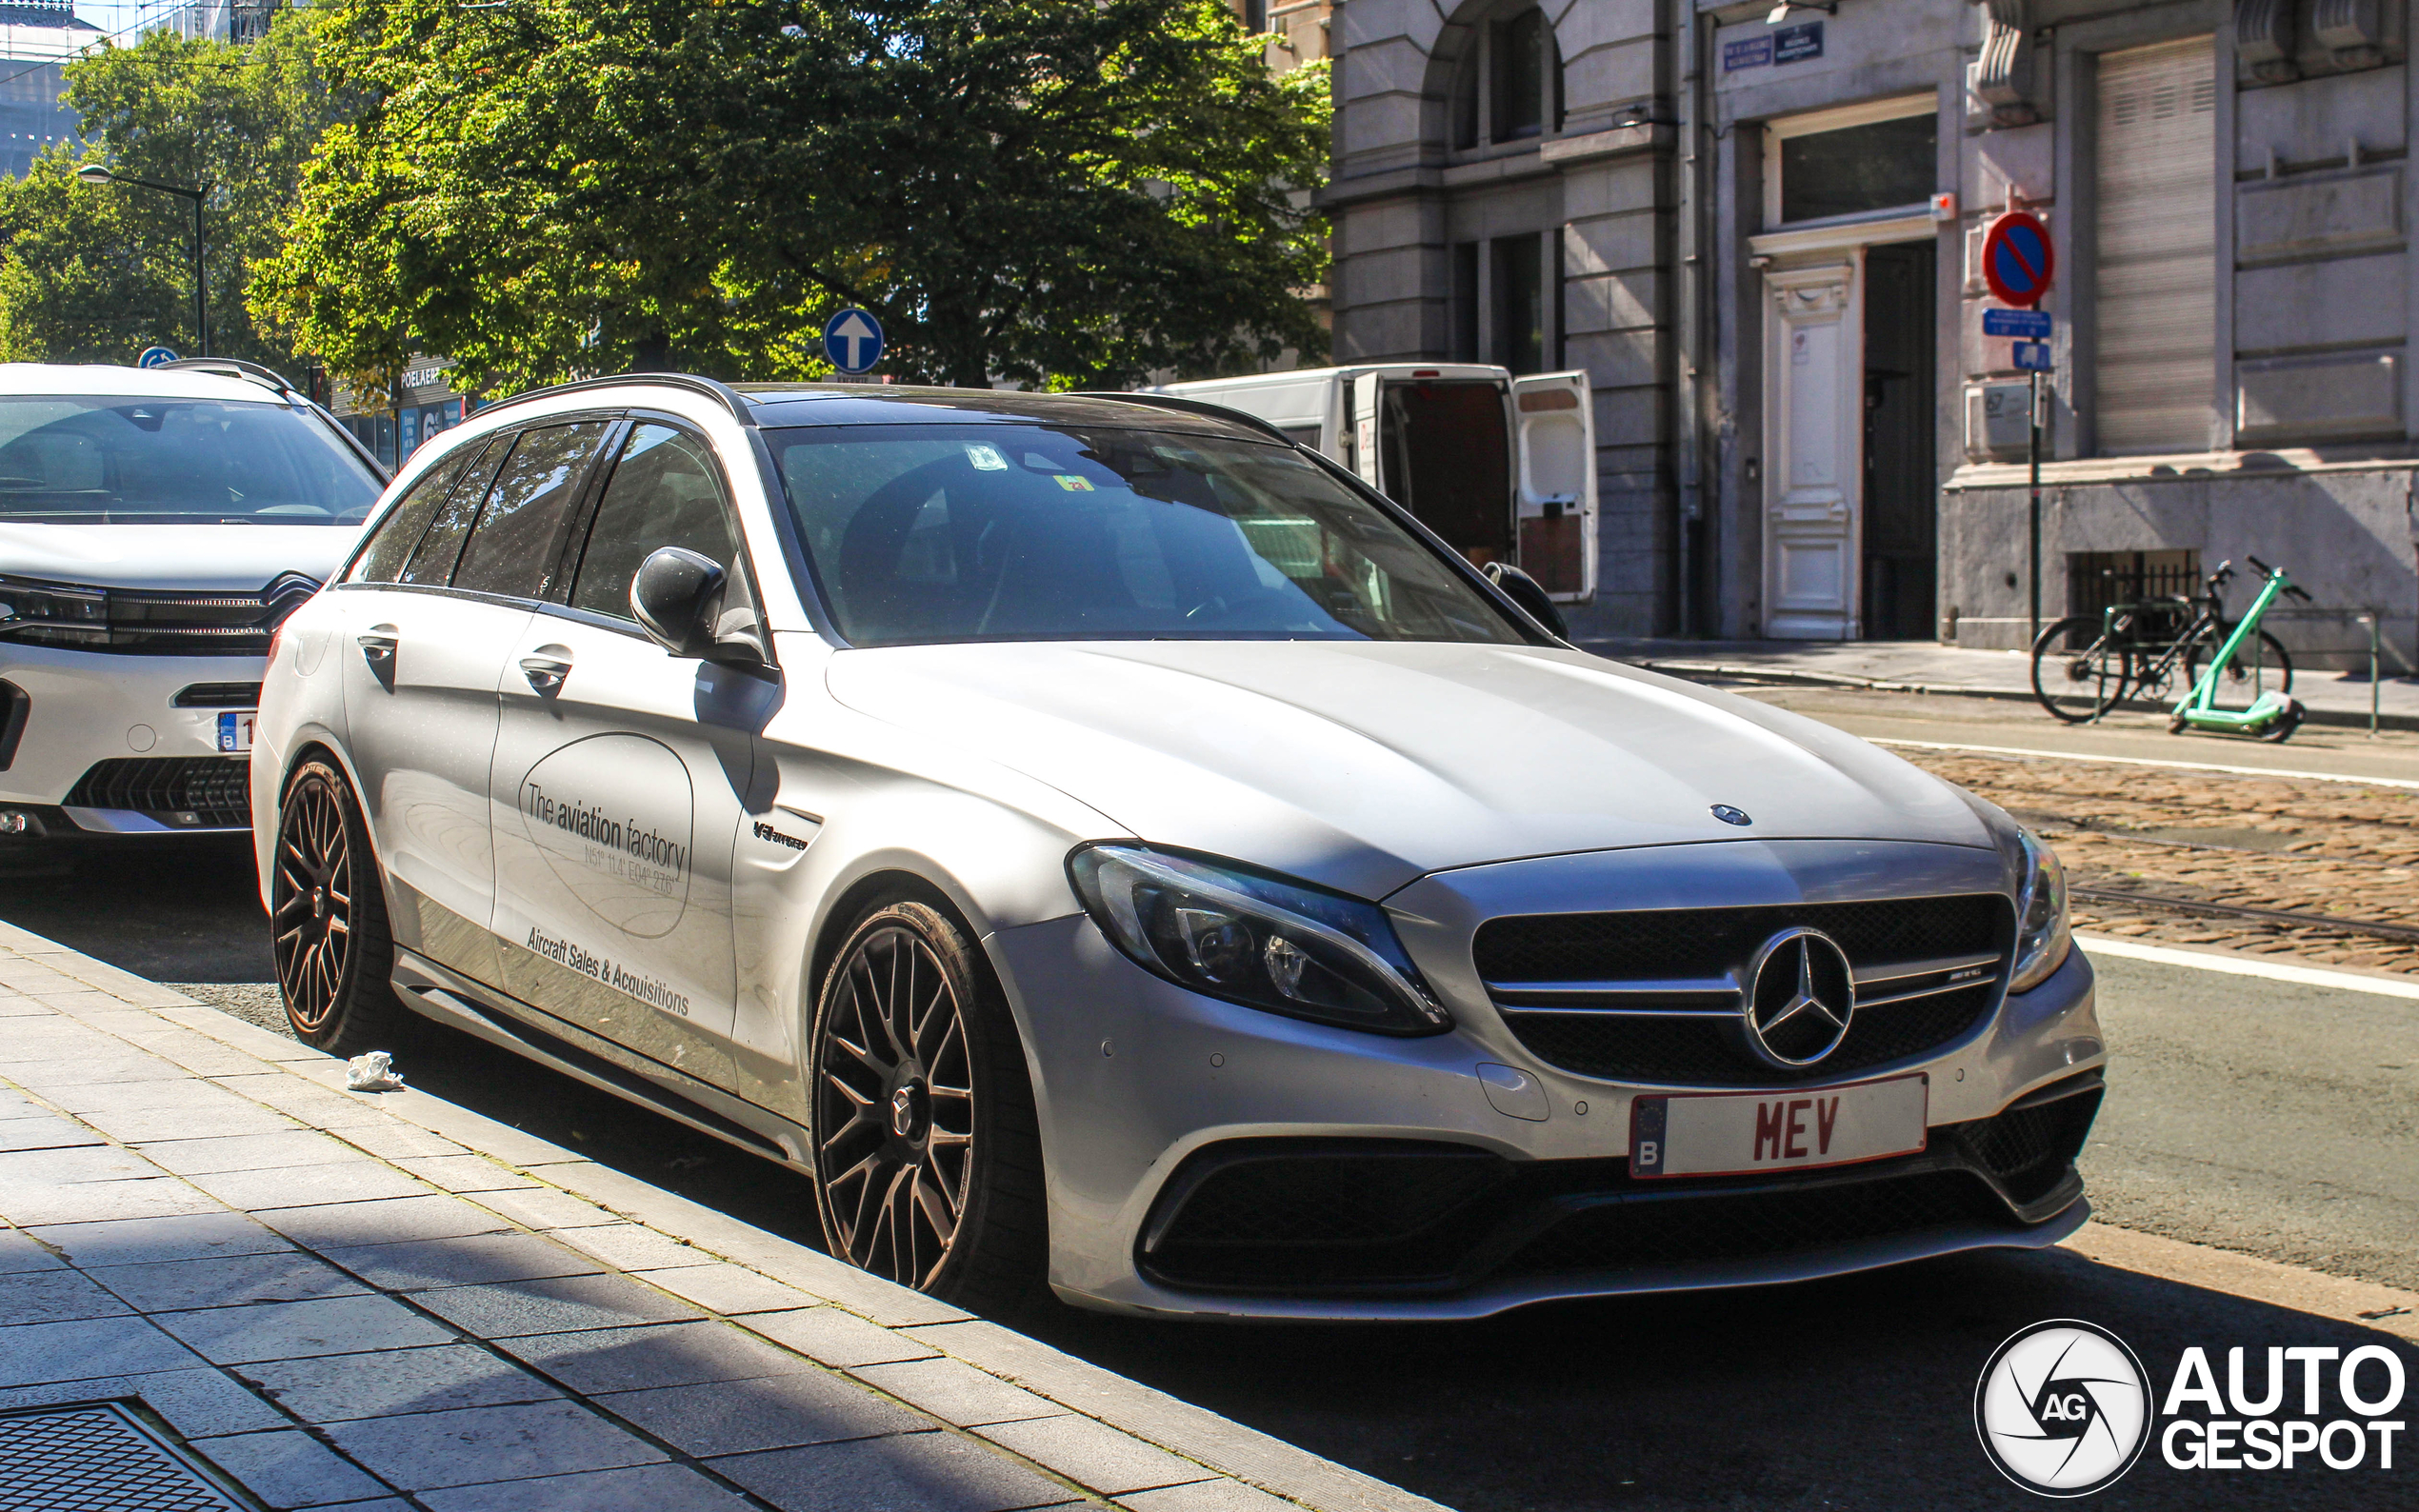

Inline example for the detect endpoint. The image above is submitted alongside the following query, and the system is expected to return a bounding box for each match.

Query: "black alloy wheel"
[809,899,1045,1309]
[271,759,406,1053]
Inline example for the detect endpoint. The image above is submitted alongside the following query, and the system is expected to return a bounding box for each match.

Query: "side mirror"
[631,547,763,664]
[1484,561,1569,641]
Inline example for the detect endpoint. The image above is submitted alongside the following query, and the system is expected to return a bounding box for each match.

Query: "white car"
[0,361,384,855]
[254,375,2103,1320]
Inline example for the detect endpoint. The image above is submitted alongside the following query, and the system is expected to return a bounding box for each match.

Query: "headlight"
[2008,827,2072,993]
[0,577,109,644]
[1068,845,1451,1036]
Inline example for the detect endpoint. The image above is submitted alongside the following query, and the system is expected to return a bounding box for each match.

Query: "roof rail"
[1068,390,1295,446]
[156,357,300,397]
[470,372,756,428]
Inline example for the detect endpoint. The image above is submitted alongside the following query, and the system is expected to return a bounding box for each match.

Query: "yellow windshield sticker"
[1053,474,1094,491]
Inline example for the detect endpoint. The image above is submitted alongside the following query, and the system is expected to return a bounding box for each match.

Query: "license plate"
[1629,1074,1928,1179]
[217,711,255,753]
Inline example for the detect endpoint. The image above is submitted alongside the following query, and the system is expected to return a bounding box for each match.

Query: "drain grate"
[0,1402,251,1511]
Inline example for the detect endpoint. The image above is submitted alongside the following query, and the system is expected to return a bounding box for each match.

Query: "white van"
[1151,364,1597,602]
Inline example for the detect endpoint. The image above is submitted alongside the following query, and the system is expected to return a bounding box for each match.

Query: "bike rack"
[2257,605,2416,738]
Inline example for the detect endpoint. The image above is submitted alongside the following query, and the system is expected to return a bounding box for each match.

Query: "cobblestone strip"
[0,922,1446,1512]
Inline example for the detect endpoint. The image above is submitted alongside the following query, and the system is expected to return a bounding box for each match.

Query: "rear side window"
[401,434,510,587]
[452,422,613,598]
[348,448,477,584]
[569,424,750,624]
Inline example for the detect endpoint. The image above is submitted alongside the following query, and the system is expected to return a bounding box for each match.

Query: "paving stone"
[335,1123,470,1161]
[186,1427,394,1510]
[90,1251,371,1312]
[0,1144,162,1188]
[0,1365,291,1438]
[135,1129,366,1176]
[49,1077,258,1115]
[0,1055,192,1090]
[596,1369,932,1456]
[551,1222,709,1271]
[415,1462,752,1512]
[710,1430,1077,1512]
[188,1162,440,1213]
[155,1293,457,1363]
[29,1209,294,1266]
[211,1074,400,1129]
[497,1320,821,1394]
[0,1314,204,1383]
[975,1415,1212,1496]
[634,1262,821,1316]
[0,1225,62,1273]
[0,1263,136,1324]
[0,1116,102,1153]
[390,1155,538,1193]
[850,1358,1065,1427]
[79,1102,301,1144]
[253,1194,515,1250]
[1115,1480,1299,1512]
[321,1231,605,1291]
[746,1306,943,1368]
[0,1173,222,1226]
[320,1400,666,1490]
[470,1185,622,1231]
[411,1271,704,1339]
[238,1344,564,1422]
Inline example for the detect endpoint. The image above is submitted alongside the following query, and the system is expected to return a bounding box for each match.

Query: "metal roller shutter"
[2093,37,2218,455]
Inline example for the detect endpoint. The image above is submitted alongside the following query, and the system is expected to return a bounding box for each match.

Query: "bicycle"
[2028,557,2298,727]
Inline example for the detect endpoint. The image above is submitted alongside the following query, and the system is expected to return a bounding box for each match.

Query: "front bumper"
[990,838,2105,1320]
[0,642,262,835]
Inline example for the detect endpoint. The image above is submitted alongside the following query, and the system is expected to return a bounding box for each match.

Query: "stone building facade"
[1325,0,2419,666]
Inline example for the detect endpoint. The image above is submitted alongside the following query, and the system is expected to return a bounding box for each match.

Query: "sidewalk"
[0,921,1445,1512]
[1584,636,2419,731]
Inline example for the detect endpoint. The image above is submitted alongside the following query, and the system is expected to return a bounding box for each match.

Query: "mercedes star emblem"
[1744,927,1856,1067]
[1710,805,1752,826]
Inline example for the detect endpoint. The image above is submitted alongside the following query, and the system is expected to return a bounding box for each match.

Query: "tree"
[0,15,337,372]
[254,0,1330,395]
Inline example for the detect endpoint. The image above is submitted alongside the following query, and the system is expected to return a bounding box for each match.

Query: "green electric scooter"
[2169,555,2309,742]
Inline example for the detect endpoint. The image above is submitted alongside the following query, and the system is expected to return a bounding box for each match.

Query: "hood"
[0,523,359,591]
[825,641,1993,899]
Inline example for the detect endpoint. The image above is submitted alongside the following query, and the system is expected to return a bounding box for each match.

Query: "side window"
[401,434,510,587]
[569,424,750,623]
[347,446,475,584]
[451,421,614,598]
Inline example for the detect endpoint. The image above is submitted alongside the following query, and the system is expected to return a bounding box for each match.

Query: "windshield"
[770,424,1526,647]
[0,396,383,525]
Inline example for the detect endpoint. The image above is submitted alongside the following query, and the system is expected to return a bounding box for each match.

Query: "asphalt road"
[4,832,2412,1508]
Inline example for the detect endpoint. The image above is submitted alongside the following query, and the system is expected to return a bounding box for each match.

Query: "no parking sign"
[1982,210,2055,308]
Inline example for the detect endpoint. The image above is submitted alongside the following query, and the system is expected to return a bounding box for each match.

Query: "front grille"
[64,758,250,827]
[0,573,316,656]
[170,683,262,708]
[1140,1080,2096,1297]
[1479,895,2012,1086]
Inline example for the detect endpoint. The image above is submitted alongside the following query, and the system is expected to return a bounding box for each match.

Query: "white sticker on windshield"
[963,443,1009,471]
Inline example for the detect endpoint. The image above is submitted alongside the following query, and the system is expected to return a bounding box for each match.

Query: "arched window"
[1448,6,1563,153]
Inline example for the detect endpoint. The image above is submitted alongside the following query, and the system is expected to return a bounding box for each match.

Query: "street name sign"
[1982,308,2051,339]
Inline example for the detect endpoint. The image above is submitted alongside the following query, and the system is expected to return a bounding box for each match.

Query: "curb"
[1626,657,2419,733]
[0,918,1452,1512]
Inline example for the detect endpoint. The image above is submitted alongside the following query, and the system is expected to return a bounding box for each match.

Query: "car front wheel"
[272,758,409,1055]
[808,897,1046,1312]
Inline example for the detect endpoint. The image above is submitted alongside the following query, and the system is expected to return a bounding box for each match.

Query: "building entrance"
[1859,239,1937,640]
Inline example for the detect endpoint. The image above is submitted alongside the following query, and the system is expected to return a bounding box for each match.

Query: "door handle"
[356,627,398,664]
[519,653,573,695]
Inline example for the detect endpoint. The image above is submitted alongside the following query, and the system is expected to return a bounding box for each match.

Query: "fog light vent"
[0,1402,252,1511]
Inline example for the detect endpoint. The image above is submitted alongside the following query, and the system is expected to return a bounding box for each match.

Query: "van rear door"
[1510,370,1596,600]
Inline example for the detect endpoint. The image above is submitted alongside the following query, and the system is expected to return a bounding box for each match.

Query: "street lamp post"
[76,164,210,358]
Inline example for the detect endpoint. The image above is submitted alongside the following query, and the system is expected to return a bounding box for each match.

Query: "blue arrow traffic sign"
[2012,340,2054,372]
[137,346,179,368]
[822,308,885,375]
[1982,308,2051,339]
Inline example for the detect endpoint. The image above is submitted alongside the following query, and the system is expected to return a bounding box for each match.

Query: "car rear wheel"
[808,898,1046,1313]
[272,758,408,1055]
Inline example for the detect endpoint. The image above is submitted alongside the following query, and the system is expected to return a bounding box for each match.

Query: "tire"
[807,897,1048,1313]
[2029,616,2130,724]
[2184,628,2293,703]
[271,758,409,1055]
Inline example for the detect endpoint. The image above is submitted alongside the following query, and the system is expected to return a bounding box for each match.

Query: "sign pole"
[2028,370,2043,646]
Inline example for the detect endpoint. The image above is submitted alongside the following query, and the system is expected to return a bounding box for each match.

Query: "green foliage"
[0,15,335,372]
[256,0,1330,395]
